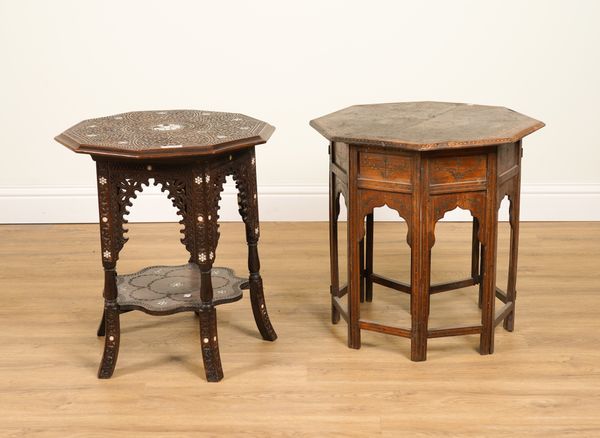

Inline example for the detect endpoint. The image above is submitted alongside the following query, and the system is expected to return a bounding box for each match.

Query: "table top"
[310,102,544,151]
[55,109,275,159]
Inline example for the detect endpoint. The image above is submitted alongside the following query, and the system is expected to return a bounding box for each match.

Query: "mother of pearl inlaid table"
[310,102,544,361]
[55,110,277,382]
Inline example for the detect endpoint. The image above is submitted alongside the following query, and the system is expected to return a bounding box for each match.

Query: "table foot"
[331,294,340,325]
[503,311,515,332]
[411,331,428,362]
[98,301,120,379]
[249,275,277,341]
[198,306,224,382]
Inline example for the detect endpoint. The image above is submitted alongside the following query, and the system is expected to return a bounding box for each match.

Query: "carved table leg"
[329,173,341,324]
[365,213,374,302]
[235,151,277,341]
[95,161,124,378]
[198,304,222,382]
[192,164,225,382]
[98,294,120,378]
[98,262,121,378]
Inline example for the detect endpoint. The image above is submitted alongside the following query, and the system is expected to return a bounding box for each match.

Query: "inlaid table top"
[55,109,275,159]
[310,101,544,151]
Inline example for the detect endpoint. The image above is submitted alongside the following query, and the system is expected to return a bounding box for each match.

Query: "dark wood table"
[310,102,544,361]
[56,110,278,381]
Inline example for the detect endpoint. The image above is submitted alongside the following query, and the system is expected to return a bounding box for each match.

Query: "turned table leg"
[235,150,277,341]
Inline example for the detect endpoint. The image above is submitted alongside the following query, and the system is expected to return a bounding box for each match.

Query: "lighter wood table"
[311,102,544,361]
[55,110,278,381]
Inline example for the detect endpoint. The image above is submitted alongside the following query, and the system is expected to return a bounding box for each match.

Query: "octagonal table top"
[55,109,275,159]
[310,102,544,151]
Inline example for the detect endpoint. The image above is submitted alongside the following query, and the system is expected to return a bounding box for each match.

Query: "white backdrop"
[1,0,599,222]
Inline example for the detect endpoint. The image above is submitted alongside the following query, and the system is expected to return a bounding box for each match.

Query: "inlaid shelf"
[116,264,245,315]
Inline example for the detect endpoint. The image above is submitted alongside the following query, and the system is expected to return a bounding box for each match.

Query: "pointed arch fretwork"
[357,190,412,246]
[429,192,487,249]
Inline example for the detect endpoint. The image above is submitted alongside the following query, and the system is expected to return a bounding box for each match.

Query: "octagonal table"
[310,102,544,361]
[55,110,277,381]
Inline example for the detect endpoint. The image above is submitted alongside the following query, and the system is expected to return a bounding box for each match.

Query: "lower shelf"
[116,263,244,315]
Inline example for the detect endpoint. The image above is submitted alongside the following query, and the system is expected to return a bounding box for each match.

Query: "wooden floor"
[1,222,599,437]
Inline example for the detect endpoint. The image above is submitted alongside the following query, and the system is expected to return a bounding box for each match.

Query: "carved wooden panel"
[428,154,487,186]
[95,161,195,265]
[358,151,412,184]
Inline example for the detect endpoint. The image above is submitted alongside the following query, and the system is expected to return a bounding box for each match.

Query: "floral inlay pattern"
[60,110,268,151]
[115,264,244,312]
[152,123,183,132]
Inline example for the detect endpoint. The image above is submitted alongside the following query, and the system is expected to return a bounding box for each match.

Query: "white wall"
[1,0,599,222]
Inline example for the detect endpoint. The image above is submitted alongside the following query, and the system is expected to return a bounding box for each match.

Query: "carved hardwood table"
[55,110,277,381]
[310,102,544,361]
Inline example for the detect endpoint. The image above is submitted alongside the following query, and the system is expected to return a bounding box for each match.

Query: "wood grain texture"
[310,102,544,151]
[1,222,599,437]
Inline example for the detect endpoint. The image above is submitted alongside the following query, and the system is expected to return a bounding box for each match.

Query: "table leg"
[98,289,120,379]
[95,161,123,378]
[480,173,499,356]
[347,193,361,349]
[192,165,225,382]
[359,237,365,303]
[365,213,374,302]
[235,151,277,342]
[329,173,341,324]
[472,218,484,309]
[504,172,521,332]
[410,205,430,362]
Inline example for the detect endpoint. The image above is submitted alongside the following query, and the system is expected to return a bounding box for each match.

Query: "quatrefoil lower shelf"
[116,264,245,315]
